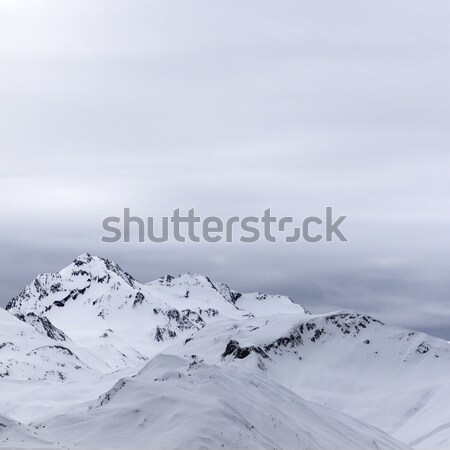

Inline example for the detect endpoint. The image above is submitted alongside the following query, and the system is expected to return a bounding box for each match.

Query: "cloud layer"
[1,0,449,338]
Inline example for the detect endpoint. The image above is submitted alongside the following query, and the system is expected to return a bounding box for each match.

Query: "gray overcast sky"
[1,1,450,338]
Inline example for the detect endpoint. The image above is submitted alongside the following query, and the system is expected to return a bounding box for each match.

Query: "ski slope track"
[0,253,448,449]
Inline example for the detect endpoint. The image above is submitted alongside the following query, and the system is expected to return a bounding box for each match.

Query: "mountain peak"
[6,254,138,317]
[73,252,94,265]
[64,253,137,287]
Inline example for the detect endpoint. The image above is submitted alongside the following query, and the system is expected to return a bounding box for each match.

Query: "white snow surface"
[0,412,57,449]
[0,253,448,449]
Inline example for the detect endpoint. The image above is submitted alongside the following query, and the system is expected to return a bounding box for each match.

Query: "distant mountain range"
[1,253,449,449]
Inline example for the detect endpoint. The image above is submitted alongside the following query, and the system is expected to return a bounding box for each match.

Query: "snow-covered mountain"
[6,253,307,372]
[170,311,450,448]
[1,253,449,449]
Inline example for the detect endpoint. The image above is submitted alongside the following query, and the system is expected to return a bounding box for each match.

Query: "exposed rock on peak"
[69,253,137,287]
[14,312,68,341]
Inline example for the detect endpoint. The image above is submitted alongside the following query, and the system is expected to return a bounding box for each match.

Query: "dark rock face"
[222,340,269,360]
[156,275,174,286]
[154,326,177,342]
[416,342,429,354]
[322,313,383,335]
[264,331,304,351]
[132,292,145,308]
[209,280,242,305]
[153,307,213,342]
[94,379,128,408]
[52,287,89,309]
[14,313,68,341]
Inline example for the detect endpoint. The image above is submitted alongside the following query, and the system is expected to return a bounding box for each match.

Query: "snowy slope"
[0,413,57,449]
[41,354,408,450]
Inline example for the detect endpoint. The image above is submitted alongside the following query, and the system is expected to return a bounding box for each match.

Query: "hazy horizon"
[1,0,450,339]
